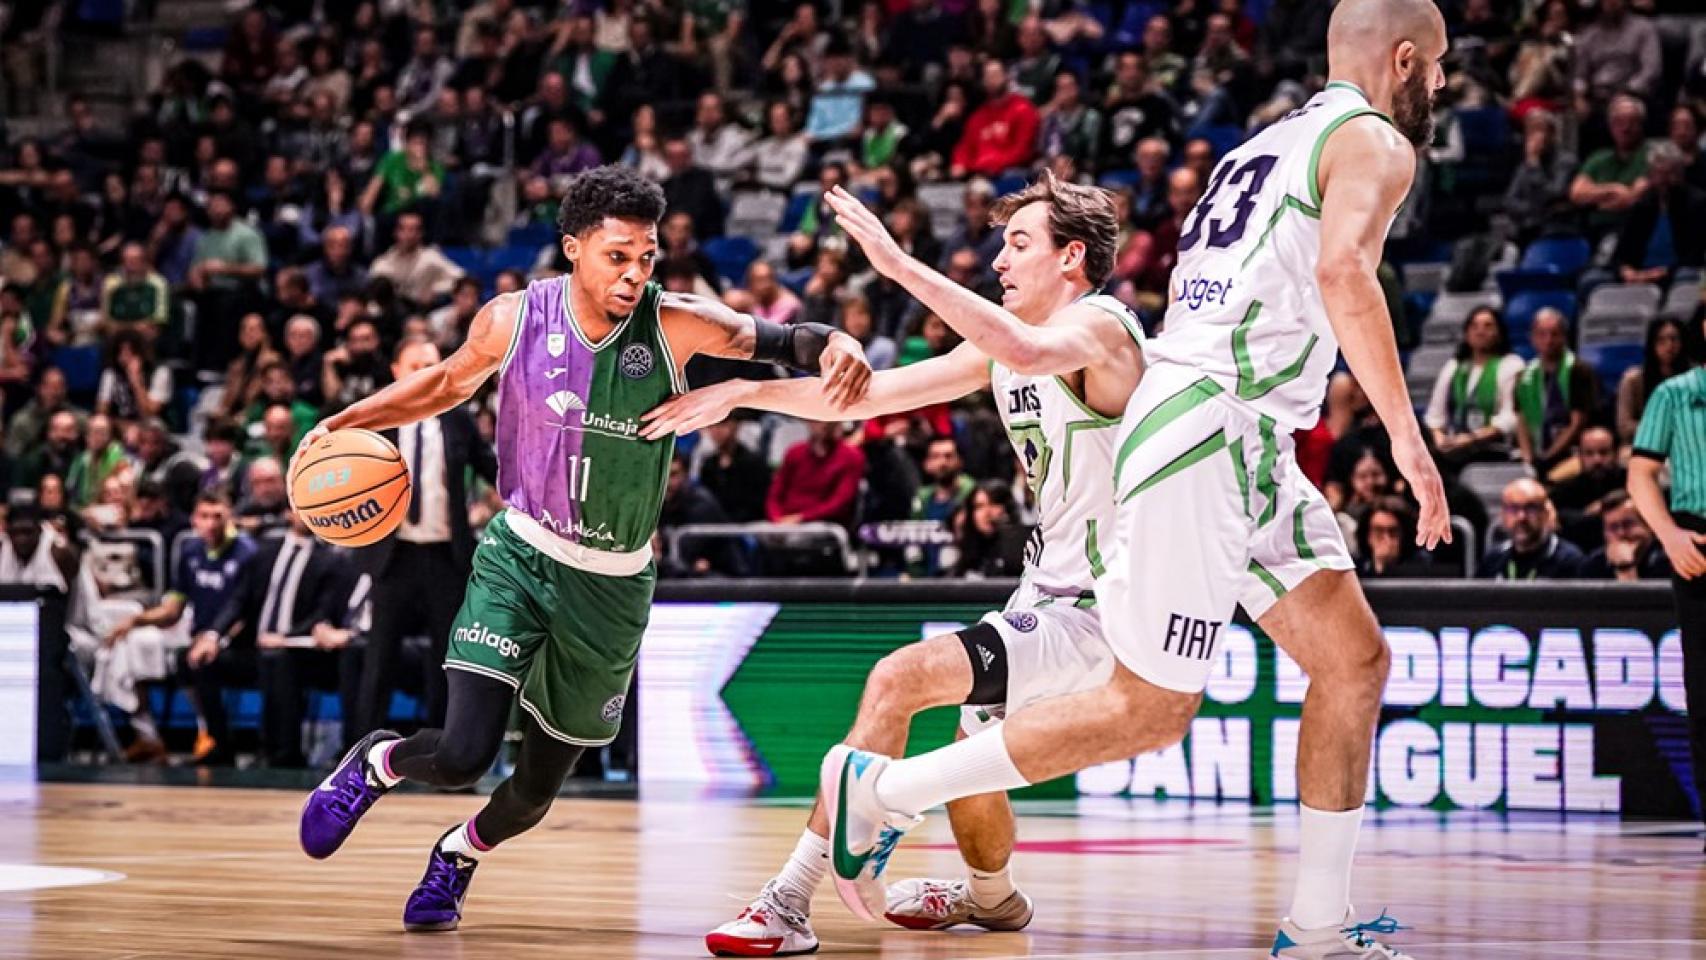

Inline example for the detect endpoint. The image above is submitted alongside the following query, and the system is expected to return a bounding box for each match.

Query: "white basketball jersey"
[1145,82,1390,430]
[994,294,1144,600]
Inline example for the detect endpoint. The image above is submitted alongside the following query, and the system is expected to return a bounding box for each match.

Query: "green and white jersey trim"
[1144,82,1393,431]
[992,295,1142,596]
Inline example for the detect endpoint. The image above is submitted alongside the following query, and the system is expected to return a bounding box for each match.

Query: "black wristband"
[750,319,836,373]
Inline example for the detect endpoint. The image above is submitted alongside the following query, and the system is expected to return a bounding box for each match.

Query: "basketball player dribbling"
[643,172,1144,956]
[289,166,874,931]
[817,1,1451,957]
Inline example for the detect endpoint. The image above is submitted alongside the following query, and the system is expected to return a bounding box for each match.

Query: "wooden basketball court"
[7,779,1703,959]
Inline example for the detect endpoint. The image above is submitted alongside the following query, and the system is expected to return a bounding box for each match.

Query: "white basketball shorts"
[960,580,1115,735]
[1100,361,1352,694]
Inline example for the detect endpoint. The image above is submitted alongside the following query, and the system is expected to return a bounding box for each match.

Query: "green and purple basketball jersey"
[445,275,680,745]
[495,276,683,555]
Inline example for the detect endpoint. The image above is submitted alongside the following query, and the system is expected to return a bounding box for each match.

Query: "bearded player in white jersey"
[643,173,1144,956]
[814,1,1451,957]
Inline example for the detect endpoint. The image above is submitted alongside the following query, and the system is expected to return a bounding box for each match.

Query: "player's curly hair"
[990,170,1119,290]
[556,165,667,237]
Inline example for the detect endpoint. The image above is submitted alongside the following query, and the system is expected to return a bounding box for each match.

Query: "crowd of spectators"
[0,0,1702,766]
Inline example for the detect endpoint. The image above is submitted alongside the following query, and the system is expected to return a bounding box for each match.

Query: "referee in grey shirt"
[1629,360,1706,846]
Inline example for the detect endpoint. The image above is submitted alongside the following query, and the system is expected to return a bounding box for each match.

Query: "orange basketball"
[289,428,412,547]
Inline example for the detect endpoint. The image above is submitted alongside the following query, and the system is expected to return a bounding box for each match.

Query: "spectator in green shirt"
[188,191,269,292]
[66,413,131,510]
[1569,95,1650,235]
[360,122,445,219]
[20,239,59,340]
[911,435,978,575]
[242,361,319,447]
[5,366,73,461]
[101,242,170,343]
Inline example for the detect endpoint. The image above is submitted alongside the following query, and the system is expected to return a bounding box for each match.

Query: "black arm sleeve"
[750,320,838,374]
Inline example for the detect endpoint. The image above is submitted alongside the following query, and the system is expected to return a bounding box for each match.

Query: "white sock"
[966,863,1015,908]
[438,820,491,859]
[367,740,403,788]
[773,829,830,911]
[1287,804,1363,930]
[874,727,1029,817]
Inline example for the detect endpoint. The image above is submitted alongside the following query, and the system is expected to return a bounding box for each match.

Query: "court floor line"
[983,940,1706,960]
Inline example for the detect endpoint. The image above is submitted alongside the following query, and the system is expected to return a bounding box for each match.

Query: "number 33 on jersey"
[1147,82,1390,431]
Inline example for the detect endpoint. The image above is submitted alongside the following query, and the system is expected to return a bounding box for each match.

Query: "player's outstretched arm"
[1316,117,1449,550]
[641,341,990,438]
[292,292,517,462]
[660,292,873,409]
[822,186,1110,376]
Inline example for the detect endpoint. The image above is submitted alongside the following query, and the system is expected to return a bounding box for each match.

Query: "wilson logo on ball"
[305,497,384,531]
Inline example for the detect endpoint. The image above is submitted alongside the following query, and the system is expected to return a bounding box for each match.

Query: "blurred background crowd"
[0,0,1702,769]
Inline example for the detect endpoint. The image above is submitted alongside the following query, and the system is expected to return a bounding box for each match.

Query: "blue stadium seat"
[1193,125,1244,160]
[51,345,103,397]
[182,27,228,51]
[780,266,813,296]
[704,236,759,287]
[507,223,556,249]
[1098,170,1141,190]
[1496,267,1572,301]
[308,691,343,722]
[1519,235,1591,276]
[389,691,425,724]
[1109,1,1167,48]
[1455,107,1511,155]
[230,689,263,730]
[1580,341,1643,395]
[441,245,486,275]
[1452,107,1513,193]
[488,243,539,275]
[1504,289,1577,355]
[780,191,814,233]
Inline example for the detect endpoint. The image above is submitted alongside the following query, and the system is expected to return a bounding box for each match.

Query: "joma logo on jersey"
[1007,383,1041,416]
[1163,613,1222,661]
[306,497,383,531]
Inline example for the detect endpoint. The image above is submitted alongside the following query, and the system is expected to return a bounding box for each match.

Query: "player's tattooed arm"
[821,186,1123,377]
[642,341,990,438]
[291,292,518,469]
[659,291,874,409]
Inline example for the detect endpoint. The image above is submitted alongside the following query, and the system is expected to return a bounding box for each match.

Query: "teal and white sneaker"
[1270,909,1413,958]
[818,745,921,923]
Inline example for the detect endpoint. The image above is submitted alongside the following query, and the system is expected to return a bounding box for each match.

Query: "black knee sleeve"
[957,622,1009,706]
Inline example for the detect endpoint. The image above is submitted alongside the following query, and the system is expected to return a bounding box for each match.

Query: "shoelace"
[749,883,808,930]
[869,826,904,878]
[1341,910,1407,948]
[323,767,379,822]
[418,853,475,906]
[916,880,967,919]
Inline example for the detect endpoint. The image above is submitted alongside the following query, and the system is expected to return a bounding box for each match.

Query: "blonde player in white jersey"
[815,1,1452,957]
[642,173,1144,956]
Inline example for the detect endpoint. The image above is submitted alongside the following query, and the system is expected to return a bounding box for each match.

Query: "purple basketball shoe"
[403,830,481,932]
[299,729,400,859]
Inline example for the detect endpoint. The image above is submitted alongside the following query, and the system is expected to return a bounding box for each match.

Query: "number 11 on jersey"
[566,455,593,502]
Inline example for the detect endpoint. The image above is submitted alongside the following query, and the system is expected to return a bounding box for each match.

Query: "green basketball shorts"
[445,511,655,746]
